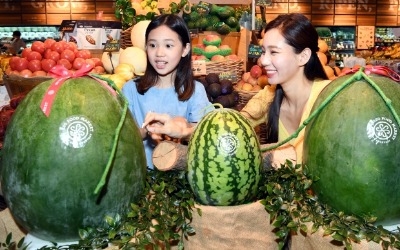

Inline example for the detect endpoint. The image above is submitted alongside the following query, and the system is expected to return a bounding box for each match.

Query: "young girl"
[122,14,213,169]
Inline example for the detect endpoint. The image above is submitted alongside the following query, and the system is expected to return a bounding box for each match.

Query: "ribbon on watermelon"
[340,65,400,82]
[40,64,116,117]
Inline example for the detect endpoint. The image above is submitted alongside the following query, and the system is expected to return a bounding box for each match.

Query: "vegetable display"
[0,74,146,242]
[187,106,262,206]
[304,67,400,227]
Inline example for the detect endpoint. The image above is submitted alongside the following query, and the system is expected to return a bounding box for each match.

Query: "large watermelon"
[304,68,400,226]
[0,76,147,242]
[187,107,262,206]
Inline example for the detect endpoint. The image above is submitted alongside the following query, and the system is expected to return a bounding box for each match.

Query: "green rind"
[187,108,262,206]
[0,77,147,242]
[304,74,400,226]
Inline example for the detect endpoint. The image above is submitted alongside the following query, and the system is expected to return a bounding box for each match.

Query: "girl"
[122,14,212,169]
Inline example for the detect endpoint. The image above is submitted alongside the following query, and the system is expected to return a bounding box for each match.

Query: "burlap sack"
[0,208,26,241]
[290,222,384,250]
[184,201,279,250]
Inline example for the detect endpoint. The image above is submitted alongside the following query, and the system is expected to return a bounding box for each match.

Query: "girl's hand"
[142,112,193,140]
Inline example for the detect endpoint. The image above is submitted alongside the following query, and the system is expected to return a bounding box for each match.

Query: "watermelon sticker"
[217,133,240,156]
[366,116,398,144]
[59,115,94,148]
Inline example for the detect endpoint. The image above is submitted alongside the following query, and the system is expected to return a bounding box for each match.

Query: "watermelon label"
[366,116,398,144]
[217,133,240,156]
[59,115,94,148]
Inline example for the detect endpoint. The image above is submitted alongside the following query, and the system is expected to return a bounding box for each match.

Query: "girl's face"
[146,25,190,78]
[259,28,303,86]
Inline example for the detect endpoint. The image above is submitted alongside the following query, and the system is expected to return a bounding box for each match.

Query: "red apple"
[250,65,263,79]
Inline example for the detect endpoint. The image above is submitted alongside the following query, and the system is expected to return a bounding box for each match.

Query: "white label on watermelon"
[366,117,398,145]
[59,115,94,148]
[218,134,240,156]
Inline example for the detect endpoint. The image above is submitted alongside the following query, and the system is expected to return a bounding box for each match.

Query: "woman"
[122,14,213,169]
[240,13,331,164]
[143,13,331,166]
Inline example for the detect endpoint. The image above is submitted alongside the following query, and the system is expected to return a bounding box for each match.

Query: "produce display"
[1,76,147,242]
[5,39,105,78]
[235,64,268,92]
[304,67,400,227]
[187,106,262,206]
[192,34,241,62]
[197,72,238,108]
[182,3,241,35]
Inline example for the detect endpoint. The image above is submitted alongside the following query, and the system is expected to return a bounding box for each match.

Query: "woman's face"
[259,28,302,85]
[146,25,189,77]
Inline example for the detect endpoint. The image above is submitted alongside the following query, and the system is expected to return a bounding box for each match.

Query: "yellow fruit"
[114,63,135,81]
[109,74,127,90]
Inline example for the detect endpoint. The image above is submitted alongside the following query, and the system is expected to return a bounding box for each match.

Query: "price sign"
[59,20,76,33]
[248,44,263,59]
[192,60,207,76]
[103,40,120,52]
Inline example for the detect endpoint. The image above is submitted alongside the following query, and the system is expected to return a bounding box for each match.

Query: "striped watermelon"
[187,107,262,206]
[1,76,146,242]
[304,69,400,226]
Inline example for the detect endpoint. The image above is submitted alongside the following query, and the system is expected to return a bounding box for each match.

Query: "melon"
[0,76,147,242]
[187,107,262,206]
[304,69,400,226]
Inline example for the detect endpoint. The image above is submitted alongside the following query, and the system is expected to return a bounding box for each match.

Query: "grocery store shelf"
[191,0,252,4]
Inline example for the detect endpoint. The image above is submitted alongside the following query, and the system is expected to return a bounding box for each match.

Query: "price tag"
[103,40,120,52]
[192,60,207,76]
[248,44,263,59]
[59,20,77,33]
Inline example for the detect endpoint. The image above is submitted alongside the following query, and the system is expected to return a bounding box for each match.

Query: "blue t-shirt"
[122,80,213,169]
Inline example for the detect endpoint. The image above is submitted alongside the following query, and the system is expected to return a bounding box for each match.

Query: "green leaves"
[258,161,400,250]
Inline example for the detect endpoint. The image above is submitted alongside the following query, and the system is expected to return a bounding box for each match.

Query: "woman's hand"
[142,112,194,141]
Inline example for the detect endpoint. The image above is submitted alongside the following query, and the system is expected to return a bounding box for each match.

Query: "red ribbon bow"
[339,65,400,82]
[40,64,116,117]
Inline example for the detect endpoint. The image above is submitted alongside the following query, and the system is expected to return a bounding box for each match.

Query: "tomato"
[72,57,85,70]
[51,42,66,54]
[41,59,56,72]
[28,59,42,72]
[60,49,75,63]
[31,41,46,55]
[32,70,47,77]
[44,39,56,49]
[47,51,60,62]
[65,42,77,51]
[93,65,105,74]
[43,48,52,59]
[21,48,32,58]
[85,58,95,68]
[8,56,20,70]
[91,57,103,67]
[27,51,43,61]
[19,69,33,78]
[75,50,91,59]
[57,58,72,70]
[14,58,29,71]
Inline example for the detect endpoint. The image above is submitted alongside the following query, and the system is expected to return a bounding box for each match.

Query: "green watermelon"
[187,107,262,206]
[0,76,147,242]
[304,70,400,226]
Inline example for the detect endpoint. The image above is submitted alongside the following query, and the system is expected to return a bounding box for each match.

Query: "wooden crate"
[3,75,52,98]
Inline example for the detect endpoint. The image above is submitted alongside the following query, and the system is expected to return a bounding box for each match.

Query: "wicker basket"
[234,87,259,105]
[120,26,134,49]
[206,59,244,84]
[3,75,52,98]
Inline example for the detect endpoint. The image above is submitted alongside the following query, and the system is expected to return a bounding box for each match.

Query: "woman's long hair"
[264,13,328,143]
[137,14,194,101]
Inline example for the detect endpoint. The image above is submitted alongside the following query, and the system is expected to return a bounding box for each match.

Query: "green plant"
[115,0,136,30]
[1,169,196,250]
[259,161,400,250]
